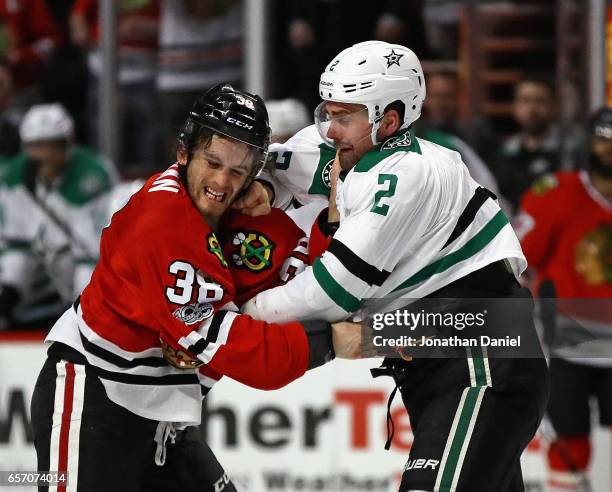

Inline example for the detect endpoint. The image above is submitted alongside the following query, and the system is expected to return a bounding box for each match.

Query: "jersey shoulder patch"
[354,128,421,173]
[307,143,336,196]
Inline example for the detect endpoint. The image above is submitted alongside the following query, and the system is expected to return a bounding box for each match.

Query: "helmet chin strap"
[370,116,384,145]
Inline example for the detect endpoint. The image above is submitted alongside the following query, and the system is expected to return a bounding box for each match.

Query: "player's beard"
[336,132,373,171]
[337,148,358,171]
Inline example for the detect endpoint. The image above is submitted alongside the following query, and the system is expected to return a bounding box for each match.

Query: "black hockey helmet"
[589,106,612,140]
[179,84,270,184]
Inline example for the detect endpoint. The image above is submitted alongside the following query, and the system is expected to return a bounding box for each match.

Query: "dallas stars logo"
[381,131,412,151]
[384,49,403,68]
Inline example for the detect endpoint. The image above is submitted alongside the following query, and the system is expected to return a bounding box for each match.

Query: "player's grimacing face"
[324,102,374,171]
[182,135,252,226]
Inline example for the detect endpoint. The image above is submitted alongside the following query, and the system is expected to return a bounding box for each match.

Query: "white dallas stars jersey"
[245,128,527,322]
[264,125,336,210]
[0,149,115,323]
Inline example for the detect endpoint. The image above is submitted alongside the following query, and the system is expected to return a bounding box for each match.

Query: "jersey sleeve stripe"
[188,338,209,355]
[205,311,226,344]
[441,187,497,250]
[215,311,237,345]
[312,258,361,312]
[180,311,238,364]
[393,210,509,292]
[327,239,391,286]
[178,331,208,356]
[2,239,31,250]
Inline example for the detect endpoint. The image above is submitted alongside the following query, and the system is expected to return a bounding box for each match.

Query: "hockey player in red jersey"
[516,107,612,492]
[30,84,360,492]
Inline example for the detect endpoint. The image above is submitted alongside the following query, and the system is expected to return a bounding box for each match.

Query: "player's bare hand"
[233,181,271,217]
[331,321,363,359]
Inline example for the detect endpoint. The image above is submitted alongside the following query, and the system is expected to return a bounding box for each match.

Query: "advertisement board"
[0,339,610,491]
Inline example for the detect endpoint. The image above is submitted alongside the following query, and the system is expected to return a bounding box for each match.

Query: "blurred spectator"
[417,70,499,164]
[70,0,159,171]
[1,0,63,89]
[0,103,115,330]
[1,0,90,142]
[514,107,612,492]
[0,61,20,158]
[266,98,310,143]
[422,0,463,59]
[279,0,427,111]
[494,75,581,213]
[157,0,242,162]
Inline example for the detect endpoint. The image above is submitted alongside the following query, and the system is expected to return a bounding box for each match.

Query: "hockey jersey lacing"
[154,421,177,466]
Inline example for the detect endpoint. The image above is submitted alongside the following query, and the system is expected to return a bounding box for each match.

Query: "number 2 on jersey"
[268,151,293,170]
[371,174,398,216]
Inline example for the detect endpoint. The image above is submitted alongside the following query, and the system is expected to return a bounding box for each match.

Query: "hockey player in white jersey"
[244,41,549,491]
[0,104,116,329]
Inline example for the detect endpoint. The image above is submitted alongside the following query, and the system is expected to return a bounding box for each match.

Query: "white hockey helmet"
[266,98,310,139]
[315,41,426,145]
[20,103,74,144]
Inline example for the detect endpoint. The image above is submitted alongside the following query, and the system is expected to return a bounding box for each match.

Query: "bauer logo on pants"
[403,458,440,472]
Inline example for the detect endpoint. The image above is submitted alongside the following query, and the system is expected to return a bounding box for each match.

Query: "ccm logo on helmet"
[227,117,253,130]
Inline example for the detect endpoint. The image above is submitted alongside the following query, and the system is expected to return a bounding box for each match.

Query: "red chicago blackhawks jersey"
[516,171,612,298]
[222,208,309,306]
[515,171,612,363]
[46,164,311,424]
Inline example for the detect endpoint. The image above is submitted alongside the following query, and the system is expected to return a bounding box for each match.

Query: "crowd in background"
[0,0,602,323]
[0,2,610,491]
[0,0,602,316]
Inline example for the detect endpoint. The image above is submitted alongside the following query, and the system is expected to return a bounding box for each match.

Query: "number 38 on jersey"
[165,260,224,305]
